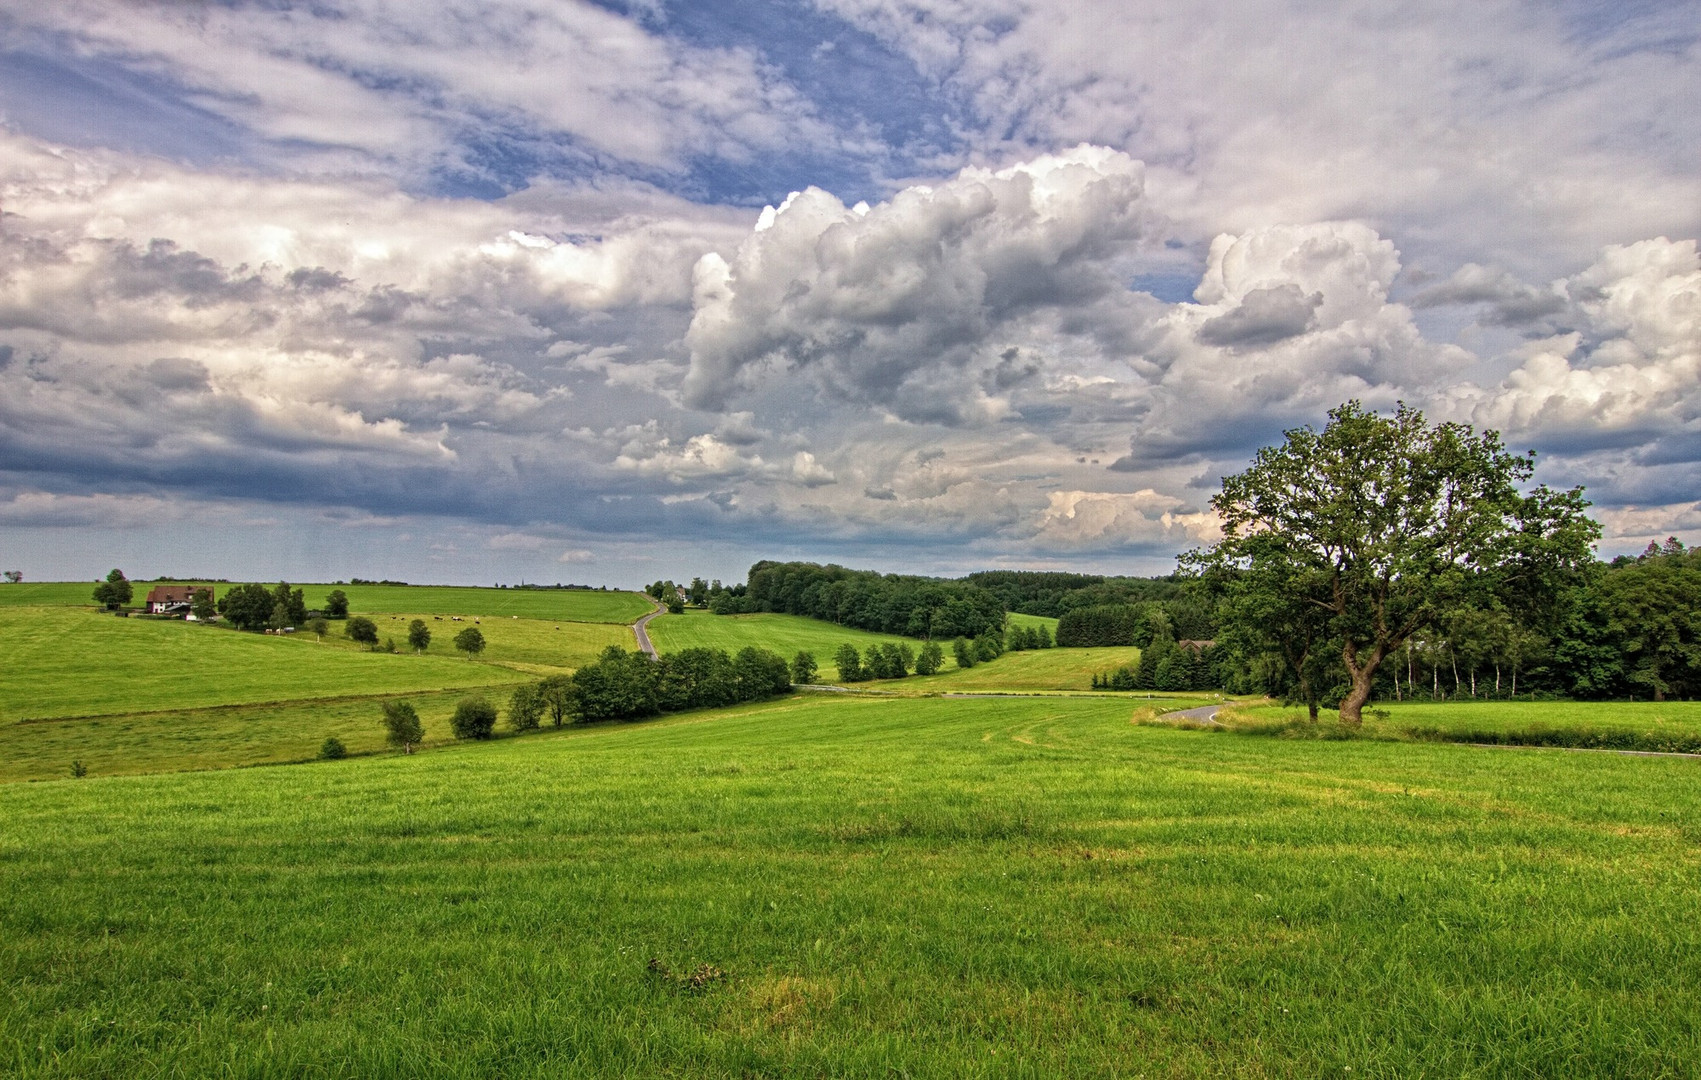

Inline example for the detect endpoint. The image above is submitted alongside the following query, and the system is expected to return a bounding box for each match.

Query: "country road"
[1158,704,1224,726]
[632,599,665,658]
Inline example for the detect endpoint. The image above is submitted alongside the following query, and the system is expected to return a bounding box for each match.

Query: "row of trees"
[1092,636,1221,692]
[716,561,1008,640]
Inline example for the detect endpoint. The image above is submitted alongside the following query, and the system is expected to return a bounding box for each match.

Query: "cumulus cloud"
[1441,238,1701,456]
[1027,489,1218,552]
[683,145,1152,421]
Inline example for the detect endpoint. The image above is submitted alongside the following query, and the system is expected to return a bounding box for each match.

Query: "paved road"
[631,599,665,658]
[1158,704,1224,726]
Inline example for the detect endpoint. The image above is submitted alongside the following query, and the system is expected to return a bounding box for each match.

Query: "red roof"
[145,585,202,605]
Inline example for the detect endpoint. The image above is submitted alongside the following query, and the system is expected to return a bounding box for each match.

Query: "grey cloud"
[286,267,352,292]
[143,357,210,392]
[1195,284,1320,348]
[1410,264,1568,327]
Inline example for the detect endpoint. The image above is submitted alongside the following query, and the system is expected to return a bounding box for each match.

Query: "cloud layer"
[0,0,1696,583]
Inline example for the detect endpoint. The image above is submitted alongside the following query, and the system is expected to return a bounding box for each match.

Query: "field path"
[1159,704,1224,726]
[632,599,665,657]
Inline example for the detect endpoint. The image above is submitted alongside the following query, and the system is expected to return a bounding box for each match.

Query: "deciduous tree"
[453,626,486,659]
[381,700,423,753]
[1190,402,1599,723]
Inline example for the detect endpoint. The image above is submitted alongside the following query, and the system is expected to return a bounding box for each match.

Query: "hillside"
[3,693,1697,1076]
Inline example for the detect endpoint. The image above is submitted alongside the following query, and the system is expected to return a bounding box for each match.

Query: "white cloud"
[683,144,1153,420]
[557,549,596,564]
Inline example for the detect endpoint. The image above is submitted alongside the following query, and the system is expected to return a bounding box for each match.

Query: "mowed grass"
[0,689,509,783]
[0,607,519,722]
[3,693,1699,1077]
[352,613,633,673]
[0,581,653,623]
[1227,700,1701,740]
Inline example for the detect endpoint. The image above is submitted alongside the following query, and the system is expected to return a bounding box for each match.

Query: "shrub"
[449,696,498,739]
[345,616,379,645]
[318,736,348,760]
[952,638,976,669]
[791,650,818,684]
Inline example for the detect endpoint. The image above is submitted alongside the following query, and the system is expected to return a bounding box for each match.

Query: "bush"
[791,650,818,684]
[318,736,348,760]
[449,696,498,739]
[952,638,976,669]
[345,616,379,645]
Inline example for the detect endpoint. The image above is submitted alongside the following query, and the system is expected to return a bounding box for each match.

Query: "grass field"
[1220,700,1701,741]
[0,580,653,623]
[3,692,1697,1077]
[0,607,526,722]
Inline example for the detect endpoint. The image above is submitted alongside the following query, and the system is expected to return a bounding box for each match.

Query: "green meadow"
[3,693,1698,1077]
[0,580,652,623]
[0,584,652,782]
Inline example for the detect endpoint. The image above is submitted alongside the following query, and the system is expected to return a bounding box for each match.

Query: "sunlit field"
[3,692,1697,1077]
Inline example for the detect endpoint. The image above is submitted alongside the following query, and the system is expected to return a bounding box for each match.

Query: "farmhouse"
[145,584,207,615]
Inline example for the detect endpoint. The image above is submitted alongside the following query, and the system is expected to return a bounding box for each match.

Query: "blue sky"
[0,0,1696,587]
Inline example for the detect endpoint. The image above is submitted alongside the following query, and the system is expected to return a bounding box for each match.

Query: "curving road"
[1158,704,1224,726]
[631,598,665,658]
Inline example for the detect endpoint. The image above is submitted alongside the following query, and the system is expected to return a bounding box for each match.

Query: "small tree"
[509,683,544,731]
[952,638,976,669]
[93,568,133,610]
[190,587,216,621]
[454,626,486,659]
[2,571,21,584]
[318,736,348,760]
[307,617,329,641]
[833,643,863,682]
[791,650,818,684]
[450,695,498,739]
[915,640,944,675]
[407,619,432,654]
[345,615,379,646]
[323,589,350,619]
[538,675,577,726]
[381,700,424,754]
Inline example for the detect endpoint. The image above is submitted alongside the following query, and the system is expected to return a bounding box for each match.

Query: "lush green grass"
[0,581,653,623]
[351,612,633,672]
[0,607,522,722]
[1222,700,1701,744]
[920,645,1146,693]
[321,584,652,623]
[647,610,928,680]
[0,689,514,783]
[3,693,1698,1077]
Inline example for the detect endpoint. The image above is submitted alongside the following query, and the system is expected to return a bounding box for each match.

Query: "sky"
[0,0,1696,589]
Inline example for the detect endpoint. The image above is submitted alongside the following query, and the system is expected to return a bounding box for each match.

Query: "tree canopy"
[93,568,132,610]
[1189,401,1599,723]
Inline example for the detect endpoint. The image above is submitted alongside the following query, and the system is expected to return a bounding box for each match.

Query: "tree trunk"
[1338,640,1386,725]
[1469,667,1476,698]
[1495,662,1501,696]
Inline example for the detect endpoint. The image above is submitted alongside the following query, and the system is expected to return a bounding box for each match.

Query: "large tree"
[93,568,132,610]
[1191,401,1599,724]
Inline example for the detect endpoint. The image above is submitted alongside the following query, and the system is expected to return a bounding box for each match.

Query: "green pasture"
[0,607,519,723]
[350,612,633,672]
[647,609,924,679]
[0,580,652,623]
[920,644,1145,693]
[1222,700,1701,741]
[323,584,651,623]
[3,693,1698,1077]
[0,688,496,783]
